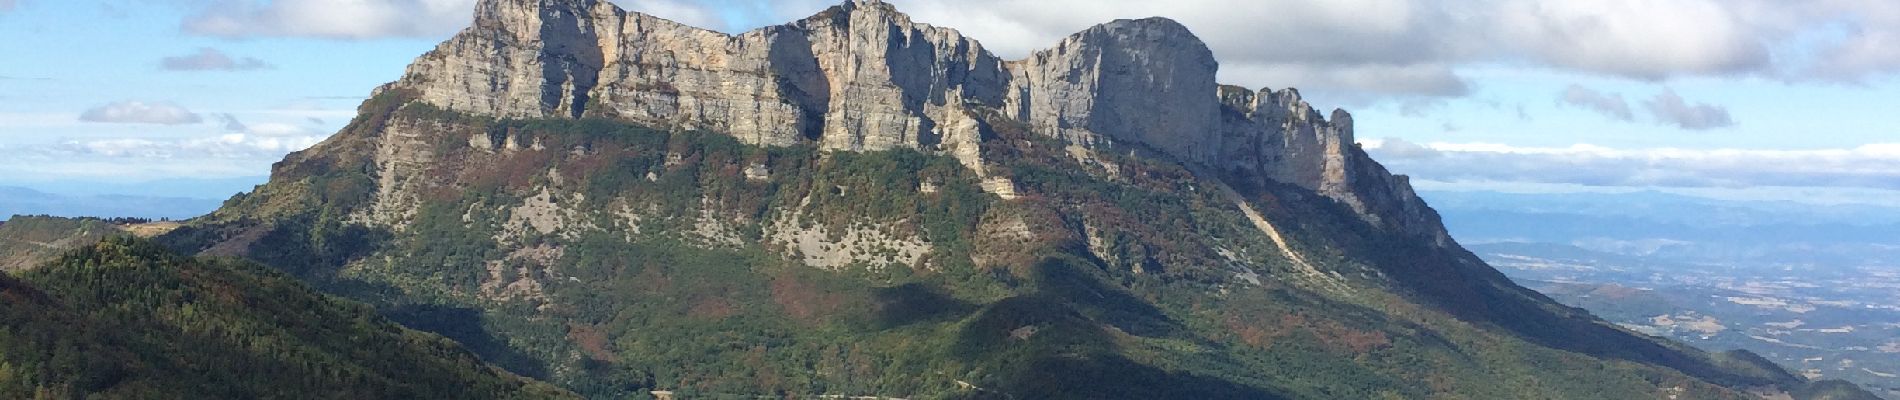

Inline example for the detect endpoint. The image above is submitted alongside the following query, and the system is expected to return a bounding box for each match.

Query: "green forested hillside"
[0,216,122,271]
[0,236,575,399]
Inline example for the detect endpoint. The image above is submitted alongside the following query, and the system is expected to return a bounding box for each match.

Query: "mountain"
[1421,190,1900,228]
[0,176,267,200]
[0,186,227,222]
[150,0,1872,398]
[1424,190,1900,267]
[0,215,184,272]
[385,0,1448,245]
[0,216,124,271]
[0,237,575,398]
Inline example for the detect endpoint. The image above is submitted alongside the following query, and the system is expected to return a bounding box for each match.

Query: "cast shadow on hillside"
[382,303,554,380]
[946,255,1288,399]
[870,282,976,328]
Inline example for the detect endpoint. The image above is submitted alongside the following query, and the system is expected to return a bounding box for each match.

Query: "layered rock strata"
[384,0,1449,243]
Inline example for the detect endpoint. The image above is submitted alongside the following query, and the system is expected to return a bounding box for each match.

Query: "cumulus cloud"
[160,0,1900,99]
[1224,63,1471,100]
[1363,141,1900,190]
[1558,86,1732,129]
[861,0,1494,101]
[182,0,478,39]
[246,122,315,137]
[818,0,1900,97]
[178,0,721,40]
[873,0,1770,90]
[1557,85,1634,121]
[79,101,204,125]
[1366,137,1442,160]
[1748,1,1900,82]
[1644,89,1735,130]
[1490,0,1770,80]
[160,48,273,71]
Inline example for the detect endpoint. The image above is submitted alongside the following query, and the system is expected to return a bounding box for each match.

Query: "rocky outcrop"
[386,0,1219,162]
[383,0,1451,244]
[1004,18,1221,163]
[393,0,614,119]
[1217,86,1452,245]
[390,0,1009,169]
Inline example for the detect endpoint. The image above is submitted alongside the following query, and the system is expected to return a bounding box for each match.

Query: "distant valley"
[1436,191,1900,399]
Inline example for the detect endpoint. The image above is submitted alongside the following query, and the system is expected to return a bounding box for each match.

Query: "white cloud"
[0,114,331,180]
[183,0,478,39]
[1224,63,1471,100]
[78,101,203,125]
[1491,0,1769,79]
[152,0,1900,101]
[1366,137,1442,160]
[864,0,1491,102]
[0,131,318,179]
[160,48,273,71]
[1363,140,1900,190]
[1643,89,1735,130]
[177,0,722,40]
[824,0,1900,99]
[619,0,723,29]
[1555,86,1734,129]
[1557,84,1633,121]
[1737,0,1900,82]
[54,133,325,160]
[246,122,315,137]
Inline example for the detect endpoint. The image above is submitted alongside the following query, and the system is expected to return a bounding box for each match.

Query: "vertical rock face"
[1219,86,1452,244]
[394,0,1010,166]
[383,0,1449,244]
[395,0,613,118]
[797,1,1009,153]
[584,16,810,147]
[1005,18,1221,163]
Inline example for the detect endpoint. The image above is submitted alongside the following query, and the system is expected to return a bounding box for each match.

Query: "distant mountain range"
[1422,190,1900,228]
[1423,190,1900,267]
[0,176,265,199]
[0,186,228,221]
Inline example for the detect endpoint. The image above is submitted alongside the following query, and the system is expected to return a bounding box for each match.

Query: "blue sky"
[0,0,1895,205]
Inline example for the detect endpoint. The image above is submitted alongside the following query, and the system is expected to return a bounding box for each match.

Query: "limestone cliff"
[162,1,1866,398]
[1004,17,1221,164]
[1217,86,1453,245]
[384,0,1448,244]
